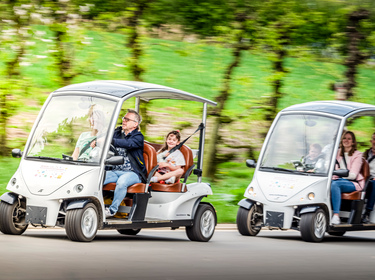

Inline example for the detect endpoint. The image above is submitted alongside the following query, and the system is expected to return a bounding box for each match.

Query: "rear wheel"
[236,205,262,236]
[0,200,28,235]
[117,228,141,235]
[65,203,98,242]
[300,209,327,242]
[186,204,216,242]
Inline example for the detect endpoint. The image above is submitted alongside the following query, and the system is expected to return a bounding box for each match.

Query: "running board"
[102,219,193,230]
[329,223,375,232]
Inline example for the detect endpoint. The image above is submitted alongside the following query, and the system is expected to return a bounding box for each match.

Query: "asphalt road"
[0,227,374,280]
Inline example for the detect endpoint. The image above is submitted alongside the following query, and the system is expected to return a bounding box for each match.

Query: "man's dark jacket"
[112,127,147,181]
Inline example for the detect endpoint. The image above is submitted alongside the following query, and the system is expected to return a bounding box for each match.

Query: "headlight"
[248,187,254,195]
[308,192,315,200]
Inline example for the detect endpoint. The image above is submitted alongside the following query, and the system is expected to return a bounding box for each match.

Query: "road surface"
[0,226,374,280]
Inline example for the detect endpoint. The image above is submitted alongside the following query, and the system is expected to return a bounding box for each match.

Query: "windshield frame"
[23,91,121,166]
[258,111,344,177]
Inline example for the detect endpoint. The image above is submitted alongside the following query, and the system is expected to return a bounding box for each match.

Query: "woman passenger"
[331,131,365,225]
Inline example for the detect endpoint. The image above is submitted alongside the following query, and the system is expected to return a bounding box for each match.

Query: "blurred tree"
[303,0,375,100]
[123,0,153,133]
[342,9,370,100]
[145,0,232,37]
[73,0,124,20]
[255,0,306,137]
[40,0,94,86]
[0,1,35,156]
[203,1,258,179]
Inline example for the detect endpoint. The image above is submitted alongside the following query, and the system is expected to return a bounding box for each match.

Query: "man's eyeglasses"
[122,117,136,123]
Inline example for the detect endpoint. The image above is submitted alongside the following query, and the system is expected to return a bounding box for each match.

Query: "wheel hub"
[81,208,98,238]
[314,211,326,239]
[200,210,215,238]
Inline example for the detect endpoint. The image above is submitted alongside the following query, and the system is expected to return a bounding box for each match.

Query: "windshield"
[260,114,340,175]
[26,95,117,164]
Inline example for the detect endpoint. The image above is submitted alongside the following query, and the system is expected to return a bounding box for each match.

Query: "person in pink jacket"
[331,131,364,225]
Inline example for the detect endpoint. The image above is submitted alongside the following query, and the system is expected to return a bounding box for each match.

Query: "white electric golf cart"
[0,80,217,242]
[237,101,375,242]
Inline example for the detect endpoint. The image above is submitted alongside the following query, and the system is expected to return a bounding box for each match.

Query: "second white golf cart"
[237,101,375,242]
[0,80,217,242]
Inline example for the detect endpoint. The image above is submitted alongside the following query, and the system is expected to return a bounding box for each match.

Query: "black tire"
[300,209,327,242]
[328,231,346,237]
[236,205,262,236]
[117,228,141,235]
[186,204,216,242]
[65,203,98,242]
[0,200,28,235]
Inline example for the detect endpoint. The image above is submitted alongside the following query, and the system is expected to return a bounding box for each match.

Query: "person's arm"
[346,152,363,180]
[112,132,143,150]
[72,147,79,160]
[159,162,182,171]
[160,151,185,171]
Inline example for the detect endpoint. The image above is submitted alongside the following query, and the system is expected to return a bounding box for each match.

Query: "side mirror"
[12,149,23,158]
[333,169,349,177]
[105,156,124,166]
[246,159,256,168]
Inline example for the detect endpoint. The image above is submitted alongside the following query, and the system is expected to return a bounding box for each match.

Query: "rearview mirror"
[333,169,349,177]
[246,159,256,168]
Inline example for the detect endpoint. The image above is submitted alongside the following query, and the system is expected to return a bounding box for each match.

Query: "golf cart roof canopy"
[54,80,217,106]
[282,101,375,117]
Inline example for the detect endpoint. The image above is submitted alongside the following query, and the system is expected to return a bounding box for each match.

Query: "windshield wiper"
[27,156,64,162]
[260,166,296,173]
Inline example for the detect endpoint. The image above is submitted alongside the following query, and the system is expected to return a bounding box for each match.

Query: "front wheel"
[186,203,216,242]
[0,200,28,235]
[300,209,327,242]
[65,203,98,242]
[236,205,263,236]
[117,228,141,235]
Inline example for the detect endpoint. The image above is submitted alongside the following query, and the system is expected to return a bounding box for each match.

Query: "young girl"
[150,130,186,184]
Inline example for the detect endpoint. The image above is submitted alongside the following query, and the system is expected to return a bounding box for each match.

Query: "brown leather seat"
[341,158,370,200]
[103,142,157,193]
[151,145,194,192]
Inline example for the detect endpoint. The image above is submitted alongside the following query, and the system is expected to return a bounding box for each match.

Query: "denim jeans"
[104,170,141,214]
[365,180,375,211]
[331,178,356,214]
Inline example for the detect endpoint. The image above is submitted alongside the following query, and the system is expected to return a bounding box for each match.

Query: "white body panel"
[244,171,330,229]
[146,183,212,220]
[7,160,103,226]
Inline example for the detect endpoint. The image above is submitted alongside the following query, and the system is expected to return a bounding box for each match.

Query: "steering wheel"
[109,144,119,156]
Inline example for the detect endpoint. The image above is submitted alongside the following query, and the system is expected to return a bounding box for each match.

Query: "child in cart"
[150,130,186,184]
[303,143,325,172]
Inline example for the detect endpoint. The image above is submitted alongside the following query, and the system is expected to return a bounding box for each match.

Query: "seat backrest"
[144,141,193,176]
[362,157,370,181]
[143,142,157,176]
[180,145,194,176]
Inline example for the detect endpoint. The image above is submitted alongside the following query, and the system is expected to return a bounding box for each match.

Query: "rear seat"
[150,144,195,192]
[340,157,370,224]
[341,158,370,200]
